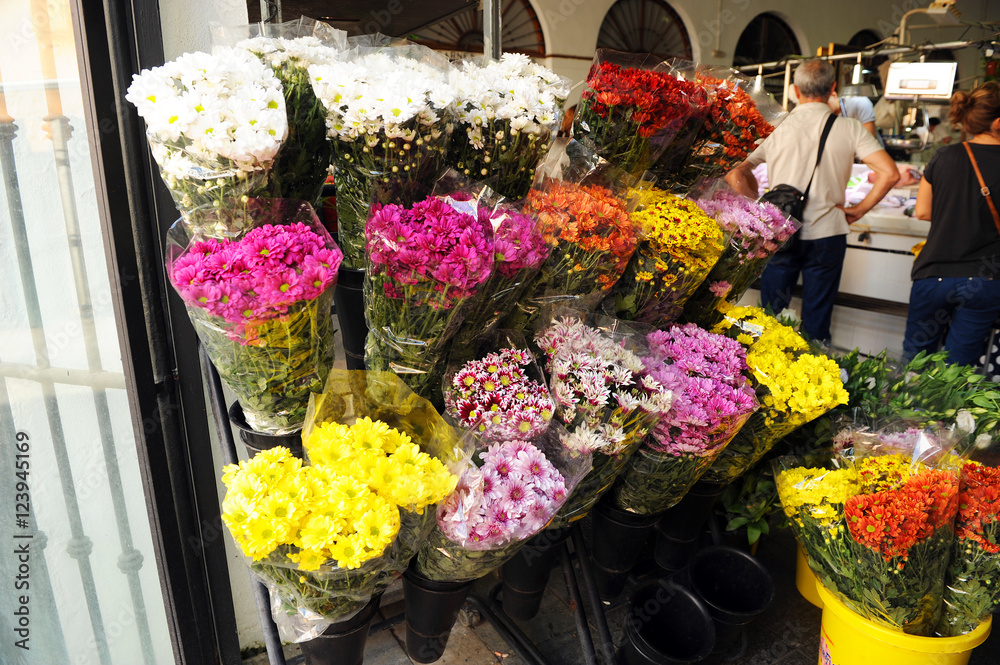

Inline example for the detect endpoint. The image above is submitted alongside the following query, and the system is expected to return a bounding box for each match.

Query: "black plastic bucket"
[590,557,631,602]
[653,518,699,573]
[591,499,660,574]
[501,527,573,620]
[619,579,715,665]
[228,402,303,459]
[655,480,727,542]
[334,265,368,370]
[685,546,774,655]
[298,593,383,665]
[403,568,474,663]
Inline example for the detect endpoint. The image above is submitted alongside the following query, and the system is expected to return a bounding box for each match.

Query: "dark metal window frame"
[70,1,241,663]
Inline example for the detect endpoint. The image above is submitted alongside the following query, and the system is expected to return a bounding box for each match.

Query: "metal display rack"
[201,344,621,665]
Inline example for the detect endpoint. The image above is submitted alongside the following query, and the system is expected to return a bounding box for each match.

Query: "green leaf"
[747,524,762,544]
[727,517,749,530]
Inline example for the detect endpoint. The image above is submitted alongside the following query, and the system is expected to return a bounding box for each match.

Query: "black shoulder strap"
[803,114,838,200]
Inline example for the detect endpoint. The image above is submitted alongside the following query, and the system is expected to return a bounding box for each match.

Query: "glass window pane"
[0,1,175,663]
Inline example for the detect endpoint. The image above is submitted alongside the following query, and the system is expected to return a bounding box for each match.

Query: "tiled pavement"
[243,526,1000,665]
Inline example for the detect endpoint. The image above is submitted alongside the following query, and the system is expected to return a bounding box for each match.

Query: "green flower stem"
[415,527,527,583]
[612,447,718,515]
[333,125,452,269]
[190,290,335,434]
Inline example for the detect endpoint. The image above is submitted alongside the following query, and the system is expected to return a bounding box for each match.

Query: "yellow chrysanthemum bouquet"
[704,305,848,482]
[221,370,466,640]
[611,188,725,325]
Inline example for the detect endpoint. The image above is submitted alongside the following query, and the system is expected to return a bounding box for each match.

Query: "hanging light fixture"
[841,52,878,98]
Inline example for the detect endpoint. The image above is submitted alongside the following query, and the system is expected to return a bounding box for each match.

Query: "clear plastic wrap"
[938,460,1000,636]
[573,49,705,176]
[442,330,555,443]
[501,138,641,331]
[703,306,848,482]
[220,370,471,641]
[681,179,800,329]
[212,18,348,204]
[447,53,570,200]
[415,421,592,582]
[533,308,673,527]
[309,43,457,268]
[165,199,341,433]
[777,423,966,636]
[658,66,786,195]
[126,48,289,217]
[644,59,714,177]
[611,325,758,515]
[362,177,495,402]
[610,187,726,326]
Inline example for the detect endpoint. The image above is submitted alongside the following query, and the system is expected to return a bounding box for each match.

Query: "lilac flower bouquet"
[364,195,494,401]
[611,325,758,515]
[414,426,590,582]
[682,188,798,328]
[166,200,342,433]
[535,314,673,527]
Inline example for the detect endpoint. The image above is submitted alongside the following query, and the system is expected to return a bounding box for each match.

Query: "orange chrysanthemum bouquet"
[776,424,965,636]
[502,138,639,330]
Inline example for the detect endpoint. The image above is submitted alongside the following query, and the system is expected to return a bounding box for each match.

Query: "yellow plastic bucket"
[794,544,823,609]
[816,583,992,665]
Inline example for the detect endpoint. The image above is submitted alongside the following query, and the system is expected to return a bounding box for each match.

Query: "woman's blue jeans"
[903,276,1000,366]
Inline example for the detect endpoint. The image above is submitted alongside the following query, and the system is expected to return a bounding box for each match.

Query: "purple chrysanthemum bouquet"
[682,187,798,328]
[167,200,342,433]
[449,208,549,349]
[364,195,494,401]
[535,313,673,527]
[611,324,758,515]
[414,426,591,582]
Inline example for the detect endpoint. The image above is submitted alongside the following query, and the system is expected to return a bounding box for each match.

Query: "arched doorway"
[596,0,693,60]
[407,0,546,56]
[733,13,800,96]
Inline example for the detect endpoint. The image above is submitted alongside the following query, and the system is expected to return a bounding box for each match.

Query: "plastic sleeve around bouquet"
[660,67,785,195]
[937,461,1000,637]
[212,19,348,204]
[534,308,672,528]
[363,184,496,402]
[646,59,715,178]
[611,189,726,326]
[165,199,340,434]
[126,48,289,218]
[414,422,592,582]
[502,139,641,331]
[311,43,456,269]
[681,180,800,328]
[303,368,475,569]
[612,405,756,515]
[573,49,699,176]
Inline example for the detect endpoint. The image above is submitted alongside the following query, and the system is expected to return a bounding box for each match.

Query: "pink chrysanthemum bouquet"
[166,200,342,433]
[364,195,494,401]
[535,313,673,527]
[611,324,758,515]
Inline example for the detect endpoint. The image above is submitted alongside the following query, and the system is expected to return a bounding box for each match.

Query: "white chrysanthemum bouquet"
[448,53,569,200]
[310,48,457,268]
[126,47,288,224]
[232,33,345,204]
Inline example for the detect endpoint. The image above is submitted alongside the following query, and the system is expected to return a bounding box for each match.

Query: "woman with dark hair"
[903,82,1000,365]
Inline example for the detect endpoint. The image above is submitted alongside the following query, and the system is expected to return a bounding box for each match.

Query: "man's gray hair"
[794,60,836,99]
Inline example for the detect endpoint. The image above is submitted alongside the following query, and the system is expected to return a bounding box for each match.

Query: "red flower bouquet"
[573,50,707,176]
[938,461,1000,636]
[661,68,783,193]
